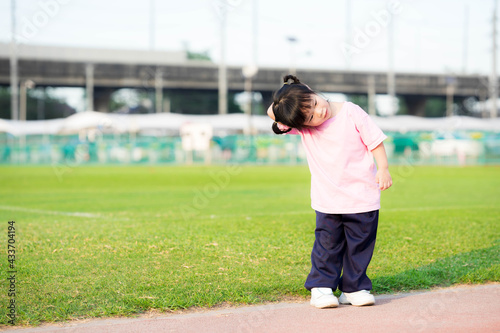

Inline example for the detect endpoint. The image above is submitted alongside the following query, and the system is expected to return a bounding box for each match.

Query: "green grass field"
[0,165,499,326]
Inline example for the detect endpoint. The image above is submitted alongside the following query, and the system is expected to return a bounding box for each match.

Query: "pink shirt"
[289,102,387,214]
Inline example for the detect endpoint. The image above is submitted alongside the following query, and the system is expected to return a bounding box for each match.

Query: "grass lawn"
[0,165,499,326]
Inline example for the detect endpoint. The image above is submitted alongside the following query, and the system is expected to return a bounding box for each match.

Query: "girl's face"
[302,94,332,127]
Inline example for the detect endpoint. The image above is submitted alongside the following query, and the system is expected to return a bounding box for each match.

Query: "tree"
[182,41,212,62]
[187,50,212,62]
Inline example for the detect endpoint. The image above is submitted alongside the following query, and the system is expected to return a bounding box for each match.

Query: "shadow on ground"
[372,244,500,293]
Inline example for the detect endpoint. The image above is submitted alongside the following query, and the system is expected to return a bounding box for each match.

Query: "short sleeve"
[348,104,387,151]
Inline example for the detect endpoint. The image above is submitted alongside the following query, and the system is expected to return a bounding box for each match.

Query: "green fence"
[1,130,500,166]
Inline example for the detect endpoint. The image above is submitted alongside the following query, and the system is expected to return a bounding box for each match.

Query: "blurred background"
[1,0,500,165]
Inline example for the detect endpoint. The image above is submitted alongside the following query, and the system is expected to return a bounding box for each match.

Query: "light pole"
[218,6,228,114]
[446,77,456,117]
[387,14,397,115]
[20,80,35,121]
[242,65,258,134]
[490,0,498,118]
[345,0,352,69]
[10,0,19,121]
[287,36,298,75]
[85,63,94,111]
[149,0,155,50]
[155,68,163,113]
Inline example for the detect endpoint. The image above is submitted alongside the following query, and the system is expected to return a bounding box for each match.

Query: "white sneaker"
[310,288,339,309]
[339,290,375,306]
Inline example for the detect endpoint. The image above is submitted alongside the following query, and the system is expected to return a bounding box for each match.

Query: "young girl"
[267,75,392,308]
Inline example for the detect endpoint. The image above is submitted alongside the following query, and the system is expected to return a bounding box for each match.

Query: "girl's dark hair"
[271,74,316,134]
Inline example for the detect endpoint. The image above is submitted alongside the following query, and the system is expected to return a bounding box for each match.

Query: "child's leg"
[338,210,379,293]
[304,211,345,291]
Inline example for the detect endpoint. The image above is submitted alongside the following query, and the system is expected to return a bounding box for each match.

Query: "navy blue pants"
[304,210,379,293]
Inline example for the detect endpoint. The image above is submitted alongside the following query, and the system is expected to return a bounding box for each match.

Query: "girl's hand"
[376,168,392,191]
[372,143,392,191]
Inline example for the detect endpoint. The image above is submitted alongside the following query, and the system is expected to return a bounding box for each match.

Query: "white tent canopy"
[0,112,276,136]
[0,119,14,134]
[2,118,65,136]
[1,111,499,136]
[371,115,500,132]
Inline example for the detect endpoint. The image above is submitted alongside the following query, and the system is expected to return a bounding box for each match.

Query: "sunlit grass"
[0,165,498,326]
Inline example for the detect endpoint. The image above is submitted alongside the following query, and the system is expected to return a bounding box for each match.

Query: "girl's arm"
[371,142,393,191]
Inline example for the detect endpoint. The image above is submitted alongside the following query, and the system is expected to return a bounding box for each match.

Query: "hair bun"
[283,74,300,85]
[272,121,292,135]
